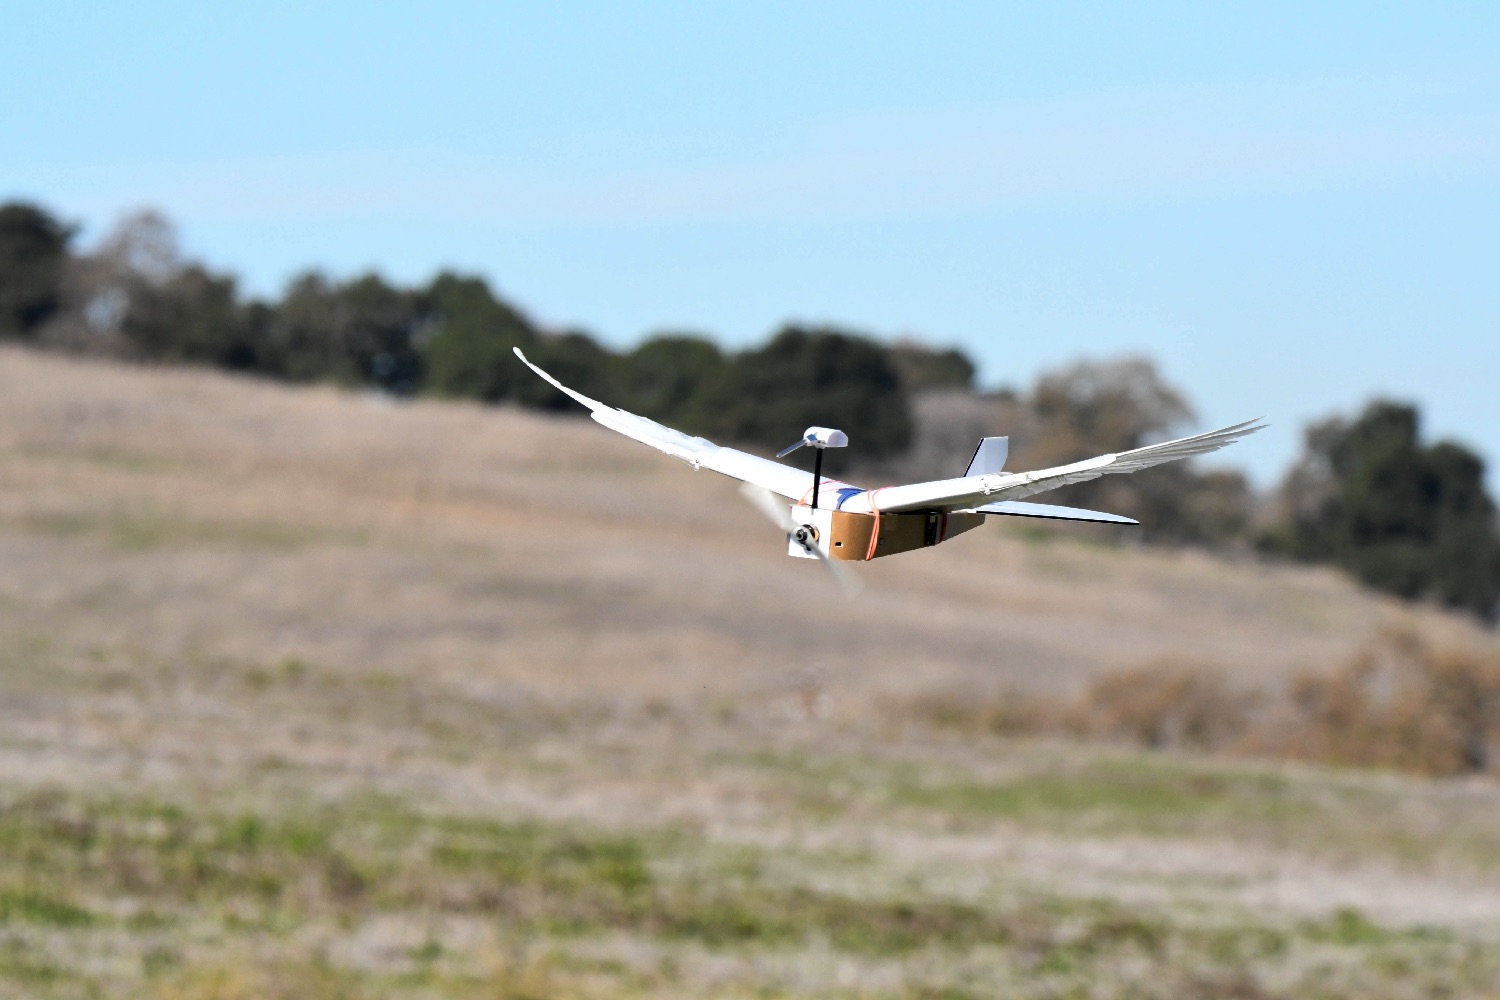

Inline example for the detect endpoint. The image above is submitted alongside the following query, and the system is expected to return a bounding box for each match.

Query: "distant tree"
[419,275,620,411]
[258,273,348,383]
[120,265,255,368]
[0,201,74,337]
[1266,401,1500,620]
[887,340,976,392]
[621,334,725,424]
[263,272,423,392]
[1011,357,1251,545]
[1025,356,1194,462]
[44,210,260,366]
[420,272,540,401]
[697,326,911,461]
[92,209,178,284]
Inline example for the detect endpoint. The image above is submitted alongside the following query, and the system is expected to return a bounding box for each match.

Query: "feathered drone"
[515,347,1262,593]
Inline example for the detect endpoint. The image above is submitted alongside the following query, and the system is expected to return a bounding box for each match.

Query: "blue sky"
[5,2,1497,485]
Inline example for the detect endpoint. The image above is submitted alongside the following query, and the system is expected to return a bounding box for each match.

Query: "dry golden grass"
[2,346,1458,705]
[4,345,1500,998]
[904,627,1500,778]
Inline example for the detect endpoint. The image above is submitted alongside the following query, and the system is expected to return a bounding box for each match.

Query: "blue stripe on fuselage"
[833,487,865,510]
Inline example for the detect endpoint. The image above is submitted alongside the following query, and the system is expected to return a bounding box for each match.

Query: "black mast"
[812,447,824,509]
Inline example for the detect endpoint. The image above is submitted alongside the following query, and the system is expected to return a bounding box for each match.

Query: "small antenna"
[774,427,849,510]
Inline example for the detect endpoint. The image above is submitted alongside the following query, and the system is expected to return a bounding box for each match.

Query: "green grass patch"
[0,789,1263,961]
[727,746,1500,869]
[0,887,94,927]
[1,784,1498,999]
[1298,907,1448,948]
[735,748,1313,835]
[891,757,1309,831]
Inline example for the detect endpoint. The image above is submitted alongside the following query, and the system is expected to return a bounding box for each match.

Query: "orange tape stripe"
[864,488,885,561]
[799,477,838,507]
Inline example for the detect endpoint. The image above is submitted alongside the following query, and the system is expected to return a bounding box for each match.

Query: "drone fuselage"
[786,504,985,562]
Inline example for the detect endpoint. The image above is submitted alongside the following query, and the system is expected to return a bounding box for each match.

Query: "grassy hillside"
[2,346,1498,999]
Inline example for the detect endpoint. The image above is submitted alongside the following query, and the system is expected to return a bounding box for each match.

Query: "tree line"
[2,200,1497,621]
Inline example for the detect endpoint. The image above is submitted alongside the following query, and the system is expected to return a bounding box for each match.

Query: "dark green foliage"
[512,328,623,412]
[696,326,912,461]
[1266,401,1500,620]
[420,271,540,401]
[621,334,726,423]
[613,329,917,462]
[420,275,637,413]
[0,202,73,337]
[261,273,424,392]
[888,340,976,392]
[119,266,258,368]
[0,203,932,460]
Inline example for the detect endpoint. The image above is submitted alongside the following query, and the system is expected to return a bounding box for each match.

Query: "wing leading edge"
[837,418,1266,515]
[512,347,818,500]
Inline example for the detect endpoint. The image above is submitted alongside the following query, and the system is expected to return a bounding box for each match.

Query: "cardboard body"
[787,505,986,561]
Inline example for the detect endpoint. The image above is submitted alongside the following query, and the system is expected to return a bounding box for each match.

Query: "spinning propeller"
[739,483,863,598]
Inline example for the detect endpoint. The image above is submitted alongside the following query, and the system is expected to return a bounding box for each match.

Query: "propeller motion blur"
[514,347,1263,593]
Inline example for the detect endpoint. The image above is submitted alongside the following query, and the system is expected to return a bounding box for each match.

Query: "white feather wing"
[844,418,1265,514]
[514,346,1261,516]
[513,347,815,500]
